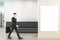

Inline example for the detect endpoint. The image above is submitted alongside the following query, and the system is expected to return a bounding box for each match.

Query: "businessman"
[8,13,23,39]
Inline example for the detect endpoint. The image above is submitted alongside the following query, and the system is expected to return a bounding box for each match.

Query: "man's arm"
[12,17,16,26]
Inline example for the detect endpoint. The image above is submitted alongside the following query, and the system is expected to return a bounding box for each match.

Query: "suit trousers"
[8,27,20,38]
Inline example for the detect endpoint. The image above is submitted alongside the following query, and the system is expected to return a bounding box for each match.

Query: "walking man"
[8,13,23,39]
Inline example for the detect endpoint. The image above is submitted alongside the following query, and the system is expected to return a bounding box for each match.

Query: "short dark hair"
[13,13,16,15]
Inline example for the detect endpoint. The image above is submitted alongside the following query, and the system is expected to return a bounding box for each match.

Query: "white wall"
[38,0,60,38]
[4,0,37,22]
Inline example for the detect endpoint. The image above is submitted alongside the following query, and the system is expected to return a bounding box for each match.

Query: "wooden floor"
[6,33,38,40]
[1,28,60,40]
[38,38,60,40]
[0,28,38,40]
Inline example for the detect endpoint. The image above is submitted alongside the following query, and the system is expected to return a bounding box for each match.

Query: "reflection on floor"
[0,28,38,40]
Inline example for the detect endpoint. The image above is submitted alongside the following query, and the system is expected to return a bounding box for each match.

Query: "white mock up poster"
[40,5,58,31]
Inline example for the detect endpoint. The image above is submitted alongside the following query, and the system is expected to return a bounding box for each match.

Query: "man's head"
[13,13,16,17]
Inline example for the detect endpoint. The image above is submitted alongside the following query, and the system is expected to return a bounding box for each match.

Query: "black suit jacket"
[11,17,17,28]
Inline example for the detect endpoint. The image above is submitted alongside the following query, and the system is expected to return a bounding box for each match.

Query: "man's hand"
[16,25,19,28]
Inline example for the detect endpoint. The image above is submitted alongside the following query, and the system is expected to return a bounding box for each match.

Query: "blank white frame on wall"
[40,5,58,31]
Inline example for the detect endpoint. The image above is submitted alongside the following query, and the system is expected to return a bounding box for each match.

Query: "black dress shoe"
[8,37,12,39]
[19,37,23,39]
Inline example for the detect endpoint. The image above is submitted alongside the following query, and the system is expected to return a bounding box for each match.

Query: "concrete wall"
[38,0,60,38]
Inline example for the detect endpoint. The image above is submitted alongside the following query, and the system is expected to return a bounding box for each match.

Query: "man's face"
[14,14,17,17]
